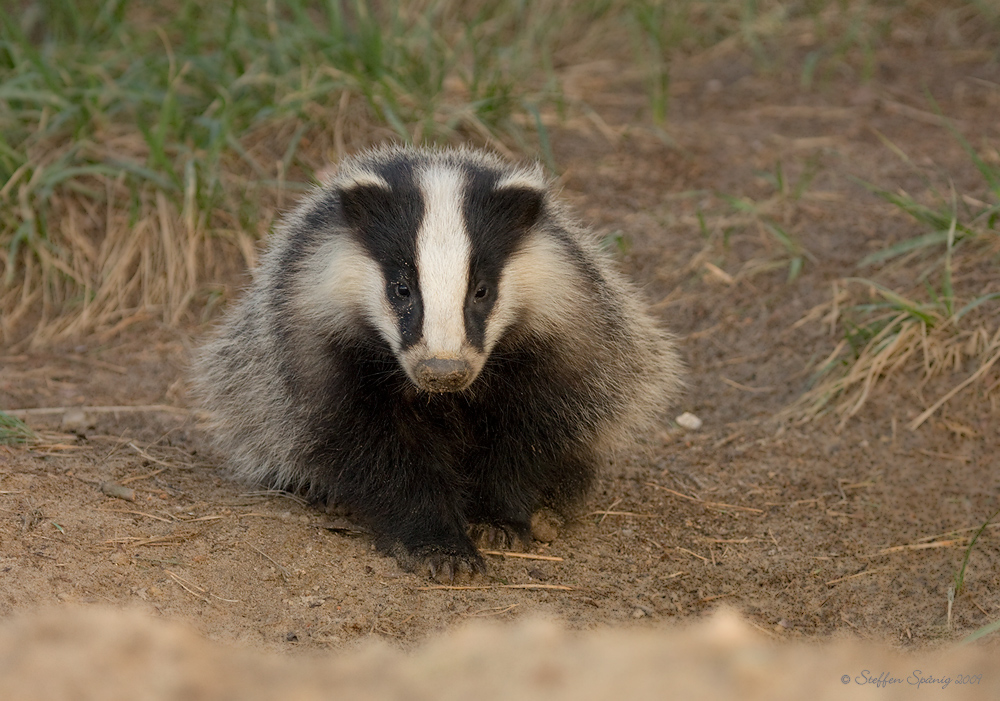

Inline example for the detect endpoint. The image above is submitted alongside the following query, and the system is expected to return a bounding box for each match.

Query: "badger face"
[327,155,545,393]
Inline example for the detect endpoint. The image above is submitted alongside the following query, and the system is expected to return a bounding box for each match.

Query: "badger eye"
[474,285,489,300]
[395,282,410,298]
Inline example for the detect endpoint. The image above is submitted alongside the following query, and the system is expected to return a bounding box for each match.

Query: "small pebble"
[527,568,549,581]
[676,412,703,431]
[61,409,89,432]
[99,481,136,502]
[109,551,130,566]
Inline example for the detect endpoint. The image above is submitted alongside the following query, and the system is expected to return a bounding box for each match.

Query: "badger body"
[194,146,682,578]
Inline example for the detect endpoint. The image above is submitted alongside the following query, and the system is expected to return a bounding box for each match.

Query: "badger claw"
[470,523,530,551]
[390,542,487,582]
[423,550,487,582]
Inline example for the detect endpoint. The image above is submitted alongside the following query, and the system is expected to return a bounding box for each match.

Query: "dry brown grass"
[791,235,1000,428]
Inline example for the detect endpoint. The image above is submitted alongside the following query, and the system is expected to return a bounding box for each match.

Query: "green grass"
[955,508,1000,643]
[0,411,34,445]
[954,508,1000,597]
[709,159,819,284]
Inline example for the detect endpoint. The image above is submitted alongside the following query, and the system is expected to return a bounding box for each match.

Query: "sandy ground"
[1,30,998,696]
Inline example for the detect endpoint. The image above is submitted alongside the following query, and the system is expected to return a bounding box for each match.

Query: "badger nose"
[414,358,472,392]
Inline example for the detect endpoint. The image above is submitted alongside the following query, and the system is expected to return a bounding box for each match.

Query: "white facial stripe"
[415,165,471,356]
[298,236,400,349]
[489,233,580,347]
[496,170,545,190]
[341,172,390,190]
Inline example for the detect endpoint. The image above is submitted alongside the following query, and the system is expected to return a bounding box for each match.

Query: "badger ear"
[493,186,544,232]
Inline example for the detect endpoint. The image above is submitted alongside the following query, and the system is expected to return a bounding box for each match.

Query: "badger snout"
[413,357,473,392]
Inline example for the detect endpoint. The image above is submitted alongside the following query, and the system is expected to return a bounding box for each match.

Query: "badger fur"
[194,146,683,579]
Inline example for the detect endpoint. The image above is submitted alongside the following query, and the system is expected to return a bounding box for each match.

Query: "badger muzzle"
[413,357,473,393]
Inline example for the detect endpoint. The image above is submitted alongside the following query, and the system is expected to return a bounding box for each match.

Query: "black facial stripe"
[462,165,545,351]
[463,283,493,351]
[462,166,543,261]
[386,277,423,349]
[338,158,425,350]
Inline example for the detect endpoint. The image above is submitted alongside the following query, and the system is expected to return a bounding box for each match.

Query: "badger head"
[300,150,554,394]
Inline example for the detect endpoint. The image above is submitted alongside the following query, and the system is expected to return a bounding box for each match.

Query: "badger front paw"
[420,548,488,582]
[388,540,487,582]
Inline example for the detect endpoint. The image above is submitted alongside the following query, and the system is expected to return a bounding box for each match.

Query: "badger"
[193,146,683,580]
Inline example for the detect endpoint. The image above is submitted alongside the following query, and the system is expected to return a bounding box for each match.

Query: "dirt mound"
[0,607,993,701]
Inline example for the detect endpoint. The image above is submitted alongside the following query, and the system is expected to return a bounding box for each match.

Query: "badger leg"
[464,460,539,552]
[465,448,594,550]
[325,452,486,581]
[371,488,488,582]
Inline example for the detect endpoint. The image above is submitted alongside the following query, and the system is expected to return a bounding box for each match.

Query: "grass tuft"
[793,122,1000,427]
[954,507,1000,597]
[696,159,819,285]
[0,410,35,445]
